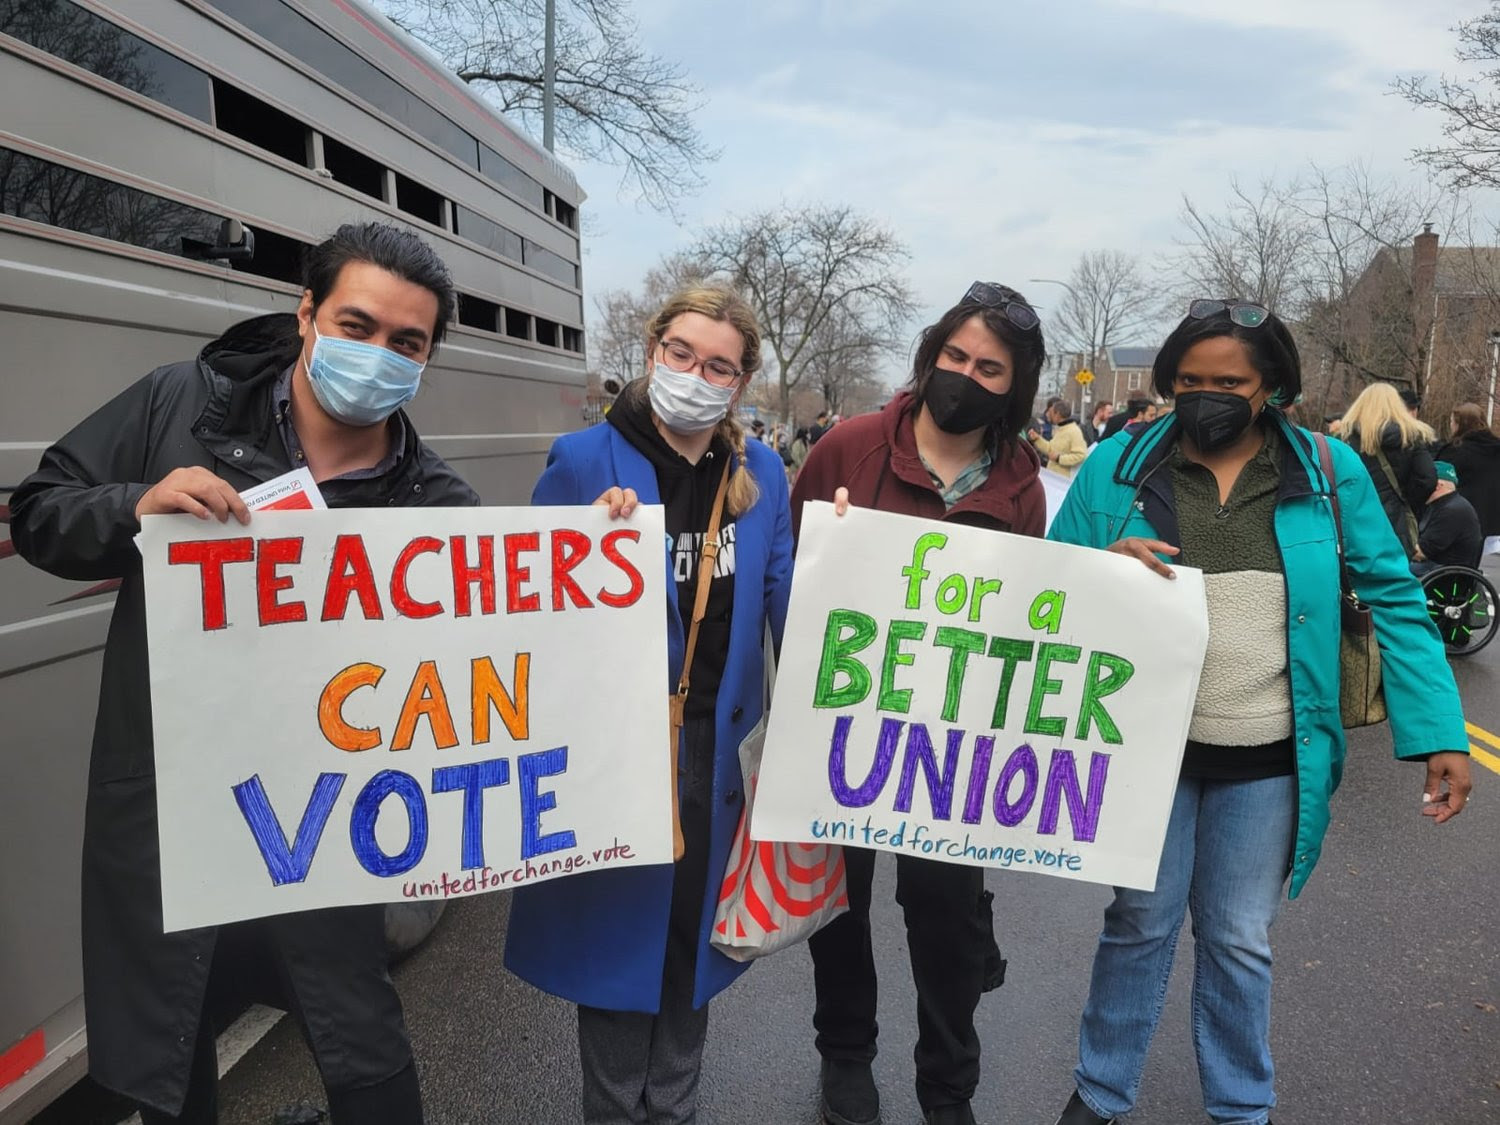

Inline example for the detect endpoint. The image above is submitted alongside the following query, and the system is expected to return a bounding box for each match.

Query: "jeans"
[1073,774,1297,1125]
[810,848,988,1110]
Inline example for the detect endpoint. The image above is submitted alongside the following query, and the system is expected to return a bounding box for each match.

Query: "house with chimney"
[1325,225,1500,425]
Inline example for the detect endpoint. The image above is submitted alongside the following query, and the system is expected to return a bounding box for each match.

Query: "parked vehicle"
[0,1,586,1117]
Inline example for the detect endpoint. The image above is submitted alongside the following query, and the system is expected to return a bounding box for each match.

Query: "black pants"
[138,912,423,1125]
[809,848,988,1111]
[576,715,717,1123]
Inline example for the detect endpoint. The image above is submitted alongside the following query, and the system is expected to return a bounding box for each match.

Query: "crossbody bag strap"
[672,459,733,724]
[1372,443,1421,547]
[1314,433,1354,598]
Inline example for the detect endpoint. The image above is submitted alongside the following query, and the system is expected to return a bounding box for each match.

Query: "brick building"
[1321,226,1500,426]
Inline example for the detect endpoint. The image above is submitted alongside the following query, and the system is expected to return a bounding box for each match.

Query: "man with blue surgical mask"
[9,221,477,1125]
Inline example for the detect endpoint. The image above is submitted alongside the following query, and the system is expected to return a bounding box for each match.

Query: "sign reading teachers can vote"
[137,506,669,932]
[752,503,1209,891]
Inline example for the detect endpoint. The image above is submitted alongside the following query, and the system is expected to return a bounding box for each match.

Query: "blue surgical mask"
[647,363,736,434]
[304,322,426,427]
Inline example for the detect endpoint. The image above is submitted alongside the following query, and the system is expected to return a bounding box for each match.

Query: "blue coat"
[503,423,793,1010]
[1049,412,1468,897]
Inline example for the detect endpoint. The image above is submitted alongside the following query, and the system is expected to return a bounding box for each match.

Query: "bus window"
[321,135,385,201]
[212,79,310,167]
[395,173,447,229]
[457,293,500,333]
[2,0,213,122]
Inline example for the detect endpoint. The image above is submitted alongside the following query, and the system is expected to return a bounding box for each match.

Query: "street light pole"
[1030,277,1093,413]
[542,0,556,152]
[1488,330,1500,429]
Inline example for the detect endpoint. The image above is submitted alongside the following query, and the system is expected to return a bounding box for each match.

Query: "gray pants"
[577,716,716,1124]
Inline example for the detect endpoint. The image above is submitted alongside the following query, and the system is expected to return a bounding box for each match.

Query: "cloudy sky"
[553,0,1495,380]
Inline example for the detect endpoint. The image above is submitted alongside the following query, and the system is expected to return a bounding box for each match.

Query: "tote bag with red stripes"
[711,638,848,962]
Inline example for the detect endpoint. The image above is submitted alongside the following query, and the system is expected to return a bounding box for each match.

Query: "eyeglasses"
[1188,299,1271,329]
[657,338,743,386]
[963,281,1041,331]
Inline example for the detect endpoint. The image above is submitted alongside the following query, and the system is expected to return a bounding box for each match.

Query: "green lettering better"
[1024,642,1082,736]
[1075,650,1134,744]
[877,619,928,713]
[813,609,877,708]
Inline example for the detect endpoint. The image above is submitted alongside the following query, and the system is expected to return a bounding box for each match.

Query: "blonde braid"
[719,413,760,516]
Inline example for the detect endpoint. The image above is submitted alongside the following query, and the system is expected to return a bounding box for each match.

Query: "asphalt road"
[50,581,1500,1125]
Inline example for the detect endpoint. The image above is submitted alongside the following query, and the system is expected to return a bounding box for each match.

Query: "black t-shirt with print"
[608,386,738,719]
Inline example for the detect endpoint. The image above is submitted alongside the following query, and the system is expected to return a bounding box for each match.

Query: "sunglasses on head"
[963,281,1041,331]
[1188,299,1270,329]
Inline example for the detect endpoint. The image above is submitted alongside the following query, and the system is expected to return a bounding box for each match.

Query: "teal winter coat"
[1048,411,1467,897]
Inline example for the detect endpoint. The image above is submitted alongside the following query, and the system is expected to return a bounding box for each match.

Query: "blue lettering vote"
[232,772,346,886]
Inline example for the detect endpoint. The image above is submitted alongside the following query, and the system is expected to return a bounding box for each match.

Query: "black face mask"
[1174,390,1259,451]
[922,368,1011,435]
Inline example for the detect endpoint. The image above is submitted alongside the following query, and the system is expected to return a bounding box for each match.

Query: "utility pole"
[1488,330,1500,429]
[542,0,556,151]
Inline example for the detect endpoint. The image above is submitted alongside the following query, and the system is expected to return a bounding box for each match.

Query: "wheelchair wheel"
[1421,565,1499,656]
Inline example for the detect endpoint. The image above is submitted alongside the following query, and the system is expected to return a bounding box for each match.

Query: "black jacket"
[1346,422,1435,557]
[1419,491,1483,569]
[1435,429,1500,538]
[9,314,477,1112]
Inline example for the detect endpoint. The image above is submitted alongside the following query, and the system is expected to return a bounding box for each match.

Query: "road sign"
[1075,369,1094,385]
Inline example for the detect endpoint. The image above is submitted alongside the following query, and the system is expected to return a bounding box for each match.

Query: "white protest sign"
[138,505,670,931]
[752,502,1209,891]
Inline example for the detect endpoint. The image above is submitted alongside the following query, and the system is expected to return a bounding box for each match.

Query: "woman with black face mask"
[1045,301,1471,1125]
[790,282,1046,1125]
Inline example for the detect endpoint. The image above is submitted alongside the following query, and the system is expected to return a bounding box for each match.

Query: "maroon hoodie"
[790,390,1045,542]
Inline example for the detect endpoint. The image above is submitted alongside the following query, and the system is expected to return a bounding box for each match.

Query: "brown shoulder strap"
[675,459,733,709]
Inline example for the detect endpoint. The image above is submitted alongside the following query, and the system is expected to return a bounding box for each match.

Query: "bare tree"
[1174,178,1314,313]
[379,0,715,214]
[689,204,916,422]
[589,253,705,391]
[800,303,890,417]
[1395,6,1500,191]
[1046,251,1155,376]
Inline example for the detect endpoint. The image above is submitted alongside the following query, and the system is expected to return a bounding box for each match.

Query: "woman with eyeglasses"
[1047,301,1470,1125]
[504,286,793,1124]
[793,282,1047,1125]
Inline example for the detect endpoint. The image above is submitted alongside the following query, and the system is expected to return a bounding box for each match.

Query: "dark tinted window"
[523,239,577,288]
[2,0,212,121]
[504,308,532,341]
[453,204,522,262]
[478,143,544,210]
[235,226,305,284]
[535,317,559,348]
[213,79,308,166]
[457,293,499,333]
[0,144,308,285]
[201,0,479,171]
[322,135,384,200]
[395,173,445,227]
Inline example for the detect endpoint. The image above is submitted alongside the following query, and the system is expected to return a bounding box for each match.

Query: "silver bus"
[0,0,587,1116]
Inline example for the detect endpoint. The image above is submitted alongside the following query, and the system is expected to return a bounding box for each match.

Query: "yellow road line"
[1468,742,1500,776]
[1468,721,1500,753]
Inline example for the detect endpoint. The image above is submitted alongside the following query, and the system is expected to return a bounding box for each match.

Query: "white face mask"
[647,363,736,434]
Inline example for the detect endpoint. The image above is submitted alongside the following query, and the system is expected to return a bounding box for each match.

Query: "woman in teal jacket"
[1047,301,1471,1125]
